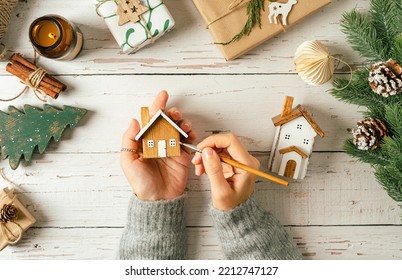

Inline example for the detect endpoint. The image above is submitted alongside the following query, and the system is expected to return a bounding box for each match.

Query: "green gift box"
[93,0,175,53]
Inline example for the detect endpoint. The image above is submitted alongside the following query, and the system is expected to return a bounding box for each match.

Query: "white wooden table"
[0,0,401,260]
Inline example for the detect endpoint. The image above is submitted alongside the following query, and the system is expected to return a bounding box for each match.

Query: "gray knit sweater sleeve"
[119,194,186,260]
[210,197,302,260]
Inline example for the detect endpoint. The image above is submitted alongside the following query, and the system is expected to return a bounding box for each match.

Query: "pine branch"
[391,35,402,63]
[344,139,388,166]
[331,69,389,109]
[384,104,402,137]
[340,9,388,61]
[218,0,265,46]
[376,166,402,203]
[370,0,401,55]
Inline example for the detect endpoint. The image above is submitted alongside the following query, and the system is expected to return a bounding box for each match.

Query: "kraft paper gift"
[192,0,331,60]
[0,188,36,251]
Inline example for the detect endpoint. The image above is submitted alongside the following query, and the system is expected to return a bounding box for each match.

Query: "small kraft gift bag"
[0,186,36,251]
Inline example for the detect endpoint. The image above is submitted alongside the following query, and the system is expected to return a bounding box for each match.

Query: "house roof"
[272,105,325,138]
[279,146,308,158]
[134,109,188,141]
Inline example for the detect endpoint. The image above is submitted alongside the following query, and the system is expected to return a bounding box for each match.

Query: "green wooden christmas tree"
[0,104,87,169]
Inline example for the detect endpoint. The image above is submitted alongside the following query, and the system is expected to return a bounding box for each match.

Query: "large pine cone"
[352,118,388,151]
[0,203,18,223]
[369,59,402,97]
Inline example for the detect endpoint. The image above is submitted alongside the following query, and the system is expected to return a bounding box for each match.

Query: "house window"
[297,124,303,129]
[170,139,176,147]
[147,140,154,148]
[303,139,309,145]
[284,134,291,140]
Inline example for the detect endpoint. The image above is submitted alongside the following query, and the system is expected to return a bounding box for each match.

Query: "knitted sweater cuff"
[119,194,186,259]
[126,194,185,232]
[210,197,302,260]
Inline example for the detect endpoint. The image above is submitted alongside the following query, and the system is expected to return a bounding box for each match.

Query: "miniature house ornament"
[268,96,325,179]
[135,107,188,158]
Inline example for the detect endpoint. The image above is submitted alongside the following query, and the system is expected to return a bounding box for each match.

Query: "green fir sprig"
[330,0,402,208]
[218,0,266,46]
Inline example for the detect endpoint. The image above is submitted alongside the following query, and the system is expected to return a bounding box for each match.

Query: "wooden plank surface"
[1,226,401,260]
[1,0,401,260]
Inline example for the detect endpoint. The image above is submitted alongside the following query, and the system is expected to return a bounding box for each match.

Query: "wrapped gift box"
[93,0,175,53]
[192,0,331,60]
[0,188,36,251]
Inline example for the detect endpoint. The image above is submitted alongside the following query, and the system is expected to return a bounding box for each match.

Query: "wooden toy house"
[135,107,188,158]
[268,96,324,179]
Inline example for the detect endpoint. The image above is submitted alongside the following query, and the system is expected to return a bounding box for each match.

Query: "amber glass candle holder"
[29,15,83,61]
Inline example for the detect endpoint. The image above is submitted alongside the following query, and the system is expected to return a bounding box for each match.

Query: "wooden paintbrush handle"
[220,157,289,186]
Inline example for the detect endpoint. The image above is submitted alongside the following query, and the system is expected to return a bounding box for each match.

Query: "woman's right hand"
[191,133,260,211]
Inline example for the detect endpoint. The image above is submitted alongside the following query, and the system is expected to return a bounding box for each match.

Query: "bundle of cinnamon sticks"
[5,53,66,99]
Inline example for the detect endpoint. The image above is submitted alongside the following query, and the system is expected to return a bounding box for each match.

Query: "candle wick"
[48,33,57,39]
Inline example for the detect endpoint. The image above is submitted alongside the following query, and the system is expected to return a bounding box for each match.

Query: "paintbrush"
[180,142,289,186]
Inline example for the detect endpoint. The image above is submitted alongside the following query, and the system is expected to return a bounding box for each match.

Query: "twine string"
[0,64,48,102]
[0,0,18,40]
[330,54,353,90]
[206,0,252,28]
[0,169,18,189]
[0,51,47,102]
[0,43,6,60]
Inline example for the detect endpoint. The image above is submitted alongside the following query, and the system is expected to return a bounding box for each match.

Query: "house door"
[284,160,296,178]
[158,140,167,158]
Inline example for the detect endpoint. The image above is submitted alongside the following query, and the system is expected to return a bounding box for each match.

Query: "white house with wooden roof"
[135,107,188,158]
[268,96,325,179]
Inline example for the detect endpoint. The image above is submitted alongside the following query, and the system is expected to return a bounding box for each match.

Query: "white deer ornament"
[268,0,298,26]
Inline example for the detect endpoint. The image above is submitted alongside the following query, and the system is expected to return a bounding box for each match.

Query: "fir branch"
[331,69,389,109]
[344,139,388,166]
[370,0,401,55]
[391,35,402,63]
[375,166,402,203]
[218,0,265,46]
[384,104,402,137]
[340,9,387,61]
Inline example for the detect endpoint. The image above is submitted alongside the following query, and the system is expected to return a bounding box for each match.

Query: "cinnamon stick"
[10,62,62,94]
[6,64,59,99]
[10,53,67,91]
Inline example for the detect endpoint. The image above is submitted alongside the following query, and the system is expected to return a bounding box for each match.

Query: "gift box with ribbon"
[192,0,331,60]
[0,188,36,251]
[93,0,175,53]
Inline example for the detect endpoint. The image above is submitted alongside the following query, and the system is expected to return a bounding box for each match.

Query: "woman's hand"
[192,133,260,211]
[120,90,196,201]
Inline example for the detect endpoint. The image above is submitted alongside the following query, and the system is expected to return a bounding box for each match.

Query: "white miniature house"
[268,96,324,179]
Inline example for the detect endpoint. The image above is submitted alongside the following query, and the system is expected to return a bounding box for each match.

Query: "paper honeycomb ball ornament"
[368,59,402,97]
[352,117,388,151]
[294,40,335,86]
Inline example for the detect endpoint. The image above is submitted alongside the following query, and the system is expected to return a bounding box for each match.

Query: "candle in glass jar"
[29,15,83,61]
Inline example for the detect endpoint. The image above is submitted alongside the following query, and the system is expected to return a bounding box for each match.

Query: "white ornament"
[268,0,298,26]
[294,40,335,86]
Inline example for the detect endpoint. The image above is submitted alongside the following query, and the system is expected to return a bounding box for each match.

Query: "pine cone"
[0,203,18,223]
[368,59,402,97]
[352,118,388,151]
